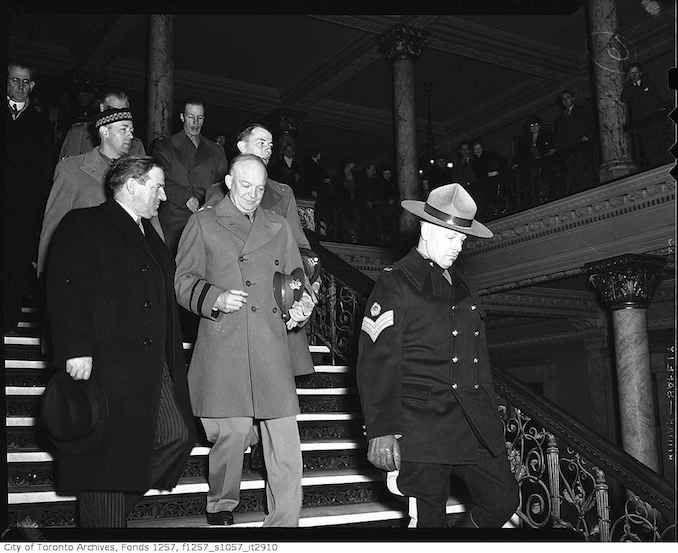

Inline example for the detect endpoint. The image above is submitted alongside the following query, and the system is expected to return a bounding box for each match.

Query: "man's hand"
[368,435,401,471]
[66,356,93,381]
[186,196,200,213]
[285,290,316,330]
[214,290,248,313]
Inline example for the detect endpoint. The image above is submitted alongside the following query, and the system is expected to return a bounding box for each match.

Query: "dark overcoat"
[356,249,505,465]
[4,101,53,277]
[46,200,195,492]
[174,197,307,419]
[154,131,228,253]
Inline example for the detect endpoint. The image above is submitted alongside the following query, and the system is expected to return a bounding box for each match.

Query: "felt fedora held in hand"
[41,370,109,455]
[273,267,305,321]
[401,183,493,238]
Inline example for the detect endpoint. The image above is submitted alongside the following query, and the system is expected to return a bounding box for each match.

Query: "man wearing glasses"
[4,62,53,332]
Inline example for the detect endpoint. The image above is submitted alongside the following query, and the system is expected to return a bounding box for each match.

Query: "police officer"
[356,183,519,528]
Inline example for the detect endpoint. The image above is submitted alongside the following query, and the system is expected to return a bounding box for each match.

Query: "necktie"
[137,219,145,236]
[9,102,19,119]
[441,269,453,286]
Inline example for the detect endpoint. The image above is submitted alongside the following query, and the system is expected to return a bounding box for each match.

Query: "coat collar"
[169,131,215,169]
[212,195,281,255]
[395,248,470,302]
[101,199,157,259]
[260,177,284,210]
[80,146,111,182]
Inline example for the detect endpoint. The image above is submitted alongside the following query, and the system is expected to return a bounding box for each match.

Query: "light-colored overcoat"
[175,195,306,419]
[205,177,315,377]
[37,146,164,275]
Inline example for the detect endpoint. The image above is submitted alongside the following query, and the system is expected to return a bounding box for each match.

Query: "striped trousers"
[79,365,190,528]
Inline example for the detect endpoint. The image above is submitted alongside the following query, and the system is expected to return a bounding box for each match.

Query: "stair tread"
[128,498,468,528]
[8,468,392,504]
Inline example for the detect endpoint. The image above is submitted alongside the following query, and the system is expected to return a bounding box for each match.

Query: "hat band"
[424,203,473,228]
[95,109,133,129]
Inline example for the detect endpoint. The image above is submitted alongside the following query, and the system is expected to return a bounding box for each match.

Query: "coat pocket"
[402,382,431,402]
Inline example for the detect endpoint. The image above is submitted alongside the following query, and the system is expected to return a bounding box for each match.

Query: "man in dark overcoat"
[46,156,195,527]
[153,99,228,254]
[356,183,519,528]
[4,62,53,331]
[175,155,314,527]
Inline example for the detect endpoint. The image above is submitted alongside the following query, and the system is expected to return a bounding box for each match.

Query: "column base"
[598,159,638,183]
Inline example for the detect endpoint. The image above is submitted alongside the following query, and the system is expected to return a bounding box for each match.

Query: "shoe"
[249,442,264,471]
[206,510,234,526]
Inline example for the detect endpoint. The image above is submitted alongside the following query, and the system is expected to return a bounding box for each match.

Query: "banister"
[306,228,675,522]
[492,368,675,518]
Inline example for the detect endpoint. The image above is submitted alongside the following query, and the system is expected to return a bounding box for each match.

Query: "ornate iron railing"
[306,231,676,540]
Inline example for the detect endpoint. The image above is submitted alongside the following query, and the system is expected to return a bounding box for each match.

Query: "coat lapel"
[192,135,213,169]
[260,177,283,210]
[213,196,251,244]
[242,209,281,256]
[213,196,281,255]
[102,200,154,258]
[80,147,109,182]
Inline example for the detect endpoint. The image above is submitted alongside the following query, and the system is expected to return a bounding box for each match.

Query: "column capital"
[266,108,306,138]
[378,24,428,62]
[586,254,667,310]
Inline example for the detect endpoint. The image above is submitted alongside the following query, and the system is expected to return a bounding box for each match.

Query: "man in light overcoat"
[174,154,313,526]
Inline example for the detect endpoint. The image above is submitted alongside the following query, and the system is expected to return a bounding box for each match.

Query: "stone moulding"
[467,165,675,255]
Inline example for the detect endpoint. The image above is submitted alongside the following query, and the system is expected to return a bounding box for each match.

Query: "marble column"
[147,15,174,145]
[586,0,637,182]
[587,254,666,470]
[378,25,428,239]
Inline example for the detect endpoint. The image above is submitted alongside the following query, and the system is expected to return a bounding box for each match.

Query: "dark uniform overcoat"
[357,249,505,465]
[46,200,195,492]
[154,131,228,253]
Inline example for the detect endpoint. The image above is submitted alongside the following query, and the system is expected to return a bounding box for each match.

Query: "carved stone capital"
[586,254,667,311]
[378,24,428,62]
[266,108,306,138]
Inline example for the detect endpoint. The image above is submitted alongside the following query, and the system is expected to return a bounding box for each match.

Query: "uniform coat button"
[471,305,477,310]
[143,301,152,308]
[143,338,152,346]
[474,331,480,336]
[251,306,257,312]
[473,357,479,363]
[141,264,149,272]
[452,357,458,363]
[474,384,480,389]
[246,280,251,286]
[239,256,245,262]
[274,260,280,265]
[452,330,458,336]
[272,307,277,313]
[452,383,458,389]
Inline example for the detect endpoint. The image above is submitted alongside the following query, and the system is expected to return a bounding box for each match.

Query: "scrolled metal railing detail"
[309,267,365,359]
[307,238,674,540]
[610,494,676,542]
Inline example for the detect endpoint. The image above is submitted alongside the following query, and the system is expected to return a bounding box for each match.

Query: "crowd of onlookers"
[5,61,672,332]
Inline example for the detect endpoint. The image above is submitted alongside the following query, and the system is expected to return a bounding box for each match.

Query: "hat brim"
[401,200,493,238]
[42,371,109,455]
